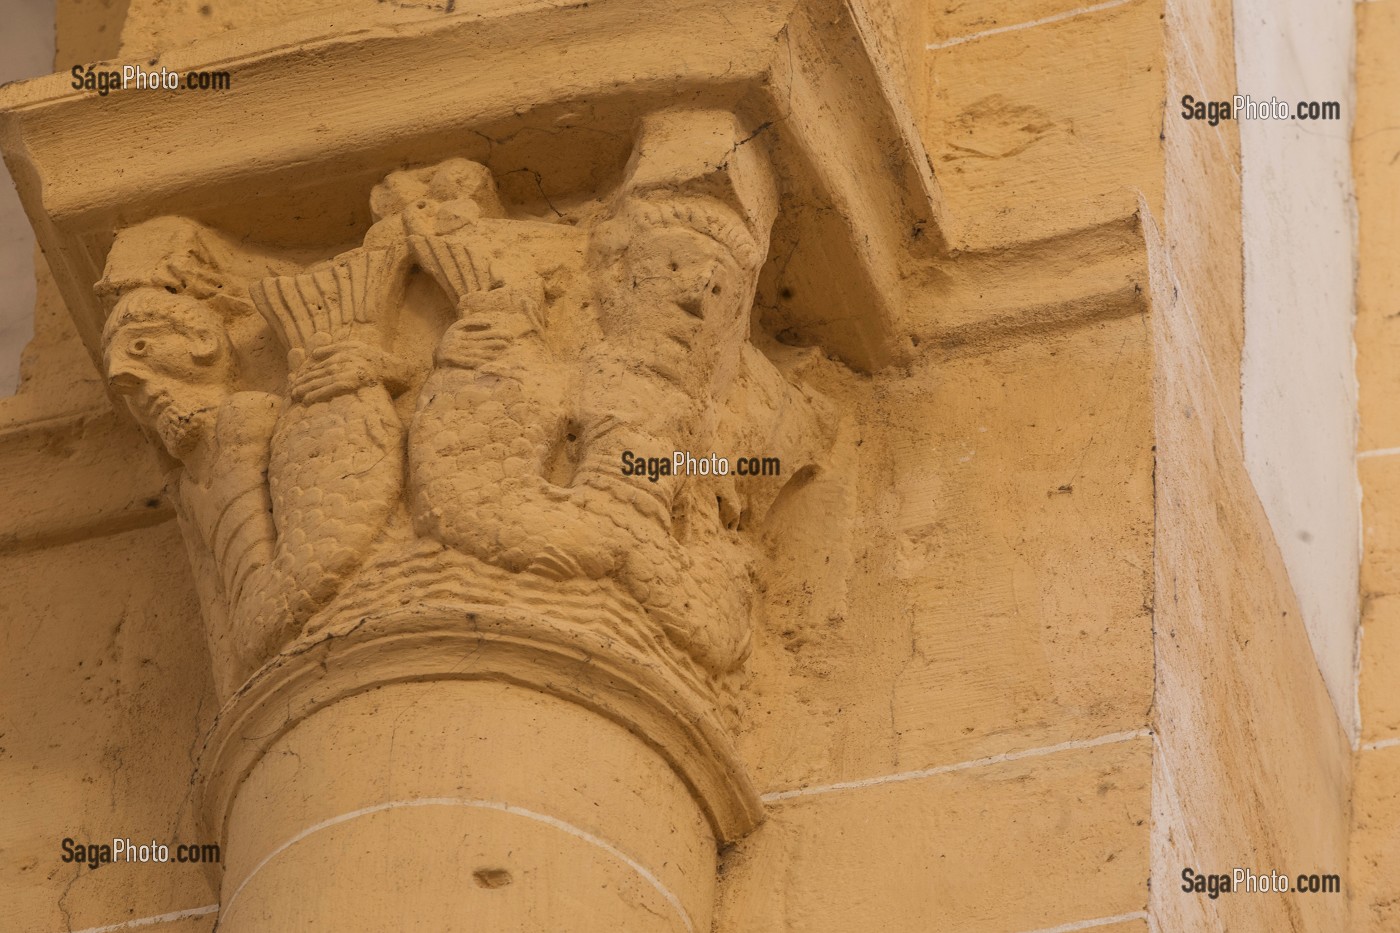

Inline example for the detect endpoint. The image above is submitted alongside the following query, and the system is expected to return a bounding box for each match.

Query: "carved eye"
[711,284,722,296]
[130,339,149,356]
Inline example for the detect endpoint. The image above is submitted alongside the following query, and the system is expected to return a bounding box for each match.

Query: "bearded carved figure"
[99,220,411,697]
[97,109,835,711]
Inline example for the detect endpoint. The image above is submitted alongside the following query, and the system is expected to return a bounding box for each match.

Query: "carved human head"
[370,158,505,239]
[586,194,765,392]
[600,196,763,317]
[586,108,779,385]
[102,288,235,460]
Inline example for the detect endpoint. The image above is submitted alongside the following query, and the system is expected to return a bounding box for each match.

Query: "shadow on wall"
[0,0,56,396]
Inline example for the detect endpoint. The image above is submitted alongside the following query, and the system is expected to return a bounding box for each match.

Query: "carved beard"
[147,394,217,461]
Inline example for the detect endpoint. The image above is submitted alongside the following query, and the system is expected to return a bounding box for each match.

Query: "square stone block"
[717,735,1151,932]
[1360,594,1400,743]
[921,0,1165,250]
[1352,744,1400,933]
[1361,457,1400,599]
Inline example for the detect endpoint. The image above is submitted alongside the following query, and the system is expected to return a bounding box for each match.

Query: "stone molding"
[199,607,764,849]
[0,0,944,374]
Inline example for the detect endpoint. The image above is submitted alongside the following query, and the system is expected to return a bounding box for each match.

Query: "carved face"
[613,220,752,385]
[103,292,233,460]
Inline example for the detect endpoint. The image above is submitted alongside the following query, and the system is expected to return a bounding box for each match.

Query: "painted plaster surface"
[1234,0,1359,735]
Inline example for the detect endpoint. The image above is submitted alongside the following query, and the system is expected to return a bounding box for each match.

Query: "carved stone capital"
[90,118,841,864]
[1,3,941,927]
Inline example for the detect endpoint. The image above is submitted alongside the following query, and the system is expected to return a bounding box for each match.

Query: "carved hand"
[434,285,545,370]
[288,340,408,404]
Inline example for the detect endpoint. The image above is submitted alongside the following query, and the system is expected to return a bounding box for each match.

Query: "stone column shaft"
[216,680,714,932]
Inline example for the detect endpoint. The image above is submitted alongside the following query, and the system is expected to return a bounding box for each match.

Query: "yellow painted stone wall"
[1353,1,1400,929]
[0,1,1369,931]
[716,3,1162,929]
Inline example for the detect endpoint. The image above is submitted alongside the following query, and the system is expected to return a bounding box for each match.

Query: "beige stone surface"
[118,0,358,57]
[1354,0,1400,453]
[1162,0,1243,440]
[739,309,1154,793]
[233,807,687,932]
[0,254,110,429]
[223,681,713,932]
[1353,9,1400,930]
[920,0,1165,251]
[1148,737,1218,933]
[856,0,929,118]
[928,0,1120,47]
[716,736,1152,932]
[1140,3,1360,924]
[0,407,167,553]
[0,524,217,933]
[57,0,128,68]
[1234,0,1358,729]
[1146,210,1351,933]
[1360,456,1400,601]
[1353,0,1400,758]
[1352,744,1400,933]
[1358,595,1400,743]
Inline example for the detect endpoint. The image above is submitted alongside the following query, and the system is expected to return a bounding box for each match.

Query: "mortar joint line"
[762,728,1153,802]
[925,0,1137,51]
[1016,910,1151,933]
[65,904,219,933]
[1361,736,1400,752]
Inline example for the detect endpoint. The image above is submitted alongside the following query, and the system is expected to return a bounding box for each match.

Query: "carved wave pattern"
[302,537,727,715]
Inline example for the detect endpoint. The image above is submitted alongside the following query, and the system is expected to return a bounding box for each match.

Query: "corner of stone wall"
[1351,1,1400,928]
